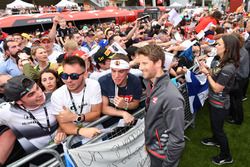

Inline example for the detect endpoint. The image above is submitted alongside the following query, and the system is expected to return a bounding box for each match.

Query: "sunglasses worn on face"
[60,72,84,80]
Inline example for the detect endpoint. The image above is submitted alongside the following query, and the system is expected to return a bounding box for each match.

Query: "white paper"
[206,56,214,68]
[117,119,126,127]
[108,42,128,55]
[196,30,205,40]
[168,9,182,27]
[100,128,113,133]
[88,45,100,57]
[204,22,216,32]
[164,52,174,70]
[189,22,196,29]
[174,32,182,41]
[244,32,249,41]
[194,58,200,67]
[180,40,197,50]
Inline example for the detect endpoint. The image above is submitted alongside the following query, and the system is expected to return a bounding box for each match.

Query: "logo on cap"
[115,60,120,66]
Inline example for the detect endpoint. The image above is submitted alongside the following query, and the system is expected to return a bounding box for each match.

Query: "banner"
[68,120,150,167]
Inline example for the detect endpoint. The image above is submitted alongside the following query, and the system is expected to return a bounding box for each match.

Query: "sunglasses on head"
[60,72,84,80]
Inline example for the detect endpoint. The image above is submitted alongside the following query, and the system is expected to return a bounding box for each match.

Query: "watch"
[76,126,82,135]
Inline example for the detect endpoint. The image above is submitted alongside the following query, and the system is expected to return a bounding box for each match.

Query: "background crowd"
[0,4,249,166]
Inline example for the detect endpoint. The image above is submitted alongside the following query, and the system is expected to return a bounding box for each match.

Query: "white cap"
[110,59,130,69]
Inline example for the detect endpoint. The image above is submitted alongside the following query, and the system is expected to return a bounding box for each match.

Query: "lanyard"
[115,84,119,97]
[20,106,51,134]
[68,87,86,114]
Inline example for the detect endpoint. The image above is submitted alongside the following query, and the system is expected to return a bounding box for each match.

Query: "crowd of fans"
[5,5,83,15]
[0,5,249,166]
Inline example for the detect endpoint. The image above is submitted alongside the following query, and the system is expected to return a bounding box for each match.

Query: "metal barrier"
[7,76,195,167]
[7,148,65,167]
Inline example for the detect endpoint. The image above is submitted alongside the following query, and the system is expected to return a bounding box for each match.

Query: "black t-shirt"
[57,27,71,38]
[98,73,142,127]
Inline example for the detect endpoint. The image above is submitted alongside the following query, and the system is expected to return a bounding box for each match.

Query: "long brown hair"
[220,34,240,68]
[38,69,63,92]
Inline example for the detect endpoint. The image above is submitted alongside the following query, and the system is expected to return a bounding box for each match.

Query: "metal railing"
[7,148,65,167]
[7,73,195,167]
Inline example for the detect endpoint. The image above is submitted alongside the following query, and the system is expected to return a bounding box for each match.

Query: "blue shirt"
[99,73,142,103]
[99,73,142,127]
[0,57,22,76]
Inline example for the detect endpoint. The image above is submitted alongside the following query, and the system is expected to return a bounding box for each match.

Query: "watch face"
[77,116,82,122]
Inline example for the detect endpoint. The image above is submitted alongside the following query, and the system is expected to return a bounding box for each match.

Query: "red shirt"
[195,16,218,33]
[0,32,8,41]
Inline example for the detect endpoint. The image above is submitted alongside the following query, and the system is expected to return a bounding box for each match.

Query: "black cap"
[4,75,35,102]
[93,48,115,64]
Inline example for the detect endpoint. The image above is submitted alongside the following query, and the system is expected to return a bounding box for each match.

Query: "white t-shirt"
[0,100,57,153]
[89,69,110,81]
[51,78,102,117]
[48,50,62,63]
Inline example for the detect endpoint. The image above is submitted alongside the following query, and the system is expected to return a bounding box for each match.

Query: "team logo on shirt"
[119,95,133,102]
[152,97,158,104]
[24,114,31,120]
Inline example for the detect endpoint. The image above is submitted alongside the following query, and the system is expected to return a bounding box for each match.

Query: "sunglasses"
[60,72,84,80]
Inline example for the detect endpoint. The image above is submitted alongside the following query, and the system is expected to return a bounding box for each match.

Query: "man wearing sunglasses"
[51,56,102,138]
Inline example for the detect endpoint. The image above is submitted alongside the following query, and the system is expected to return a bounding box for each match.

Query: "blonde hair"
[31,46,46,57]
[64,39,78,51]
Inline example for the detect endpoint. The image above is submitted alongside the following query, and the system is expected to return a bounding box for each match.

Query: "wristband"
[124,102,129,110]
[76,127,82,135]
[82,114,85,122]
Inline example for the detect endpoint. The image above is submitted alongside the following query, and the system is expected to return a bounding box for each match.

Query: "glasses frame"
[60,71,85,80]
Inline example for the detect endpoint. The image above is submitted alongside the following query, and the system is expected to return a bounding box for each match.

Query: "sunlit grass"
[179,84,250,167]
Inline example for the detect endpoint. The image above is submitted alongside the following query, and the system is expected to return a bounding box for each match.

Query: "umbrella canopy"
[169,2,184,8]
[6,0,35,9]
[55,0,78,8]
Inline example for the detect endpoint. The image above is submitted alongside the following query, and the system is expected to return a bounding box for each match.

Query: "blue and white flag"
[185,70,209,113]
[63,143,76,167]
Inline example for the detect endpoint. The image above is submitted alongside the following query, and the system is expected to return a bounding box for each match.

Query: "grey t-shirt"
[213,63,236,95]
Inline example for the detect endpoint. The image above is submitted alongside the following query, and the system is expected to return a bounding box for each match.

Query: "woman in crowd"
[21,46,58,80]
[32,46,58,72]
[199,34,240,165]
[38,69,63,93]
